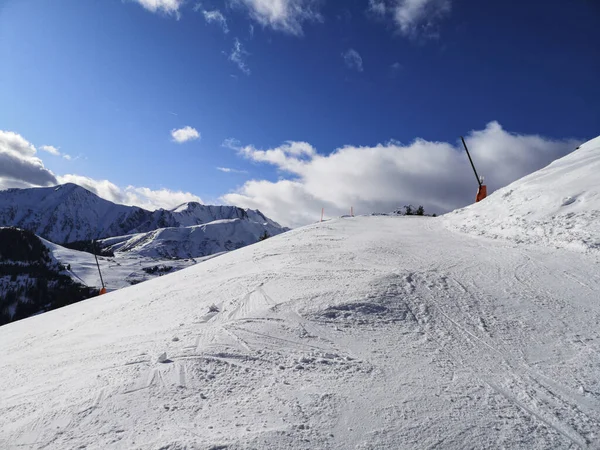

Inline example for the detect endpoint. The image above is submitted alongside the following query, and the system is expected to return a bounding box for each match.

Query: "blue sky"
[0,0,598,226]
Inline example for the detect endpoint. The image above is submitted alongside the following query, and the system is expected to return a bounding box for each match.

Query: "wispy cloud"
[342,48,364,72]
[235,0,322,36]
[40,145,60,156]
[222,138,242,150]
[229,39,251,75]
[132,0,184,17]
[171,126,201,143]
[40,144,73,161]
[367,0,452,39]
[202,9,229,33]
[217,167,248,174]
[390,61,403,76]
[367,0,387,16]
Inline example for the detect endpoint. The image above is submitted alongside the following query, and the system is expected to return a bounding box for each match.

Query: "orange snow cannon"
[475,184,487,202]
[461,136,487,203]
[99,287,107,296]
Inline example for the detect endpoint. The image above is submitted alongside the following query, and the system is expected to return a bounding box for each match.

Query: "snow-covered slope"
[0,183,287,244]
[1,213,600,449]
[100,218,285,259]
[42,237,203,291]
[0,228,98,325]
[446,136,600,252]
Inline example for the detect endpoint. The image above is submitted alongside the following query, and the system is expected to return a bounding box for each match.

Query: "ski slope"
[43,238,203,291]
[446,136,600,252]
[1,212,599,449]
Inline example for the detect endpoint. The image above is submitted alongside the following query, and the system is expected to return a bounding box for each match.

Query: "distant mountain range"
[0,184,289,325]
[0,183,287,244]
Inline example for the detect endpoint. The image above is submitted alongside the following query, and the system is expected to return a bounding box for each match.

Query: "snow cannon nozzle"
[461,136,487,202]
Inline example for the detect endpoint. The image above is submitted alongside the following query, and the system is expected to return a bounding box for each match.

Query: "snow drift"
[446,136,600,252]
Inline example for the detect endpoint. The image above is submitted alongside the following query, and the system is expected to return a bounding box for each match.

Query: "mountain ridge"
[0,183,287,244]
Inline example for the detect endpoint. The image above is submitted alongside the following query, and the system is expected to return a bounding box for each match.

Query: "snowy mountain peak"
[171,201,204,213]
[0,184,287,244]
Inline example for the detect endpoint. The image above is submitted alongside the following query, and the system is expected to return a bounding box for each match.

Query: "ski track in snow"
[1,215,600,449]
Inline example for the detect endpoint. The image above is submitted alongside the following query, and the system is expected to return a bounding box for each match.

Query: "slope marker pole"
[93,240,107,295]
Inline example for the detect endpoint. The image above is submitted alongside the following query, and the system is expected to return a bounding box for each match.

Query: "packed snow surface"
[1,213,600,449]
[447,136,600,252]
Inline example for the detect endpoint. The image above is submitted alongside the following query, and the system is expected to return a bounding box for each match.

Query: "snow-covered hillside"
[446,136,600,252]
[100,218,286,259]
[43,238,204,291]
[0,183,287,244]
[2,214,600,448]
[2,138,599,449]
[0,228,98,325]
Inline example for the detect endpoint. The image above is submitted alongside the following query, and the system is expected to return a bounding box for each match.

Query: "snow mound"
[446,135,600,252]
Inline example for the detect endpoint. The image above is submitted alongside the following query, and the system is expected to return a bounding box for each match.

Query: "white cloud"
[222,138,242,150]
[229,38,251,75]
[40,144,74,161]
[57,174,203,211]
[217,167,248,174]
[0,131,57,188]
[395,0,451,37]
[222,122,580,227]
[40,145,60,156]
[342,48,364,72]
[368,0,387,16]
[0,130,204,211]
[368,0,452,38]
[171,126,200,143]
[202,10,229,33]
[133,0,183,16]
[123,185,203,210]
[235,0,322,36]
